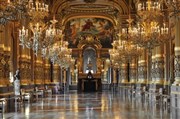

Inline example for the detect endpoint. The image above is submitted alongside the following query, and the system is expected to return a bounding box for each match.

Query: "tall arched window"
[83,47,96,73]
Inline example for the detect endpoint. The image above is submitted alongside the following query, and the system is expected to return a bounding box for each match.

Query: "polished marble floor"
[1,90,179,119]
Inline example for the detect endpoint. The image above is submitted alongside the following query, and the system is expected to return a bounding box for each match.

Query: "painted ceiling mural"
[65,18,114,48]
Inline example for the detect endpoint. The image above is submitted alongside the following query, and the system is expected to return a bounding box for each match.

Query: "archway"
[83,47,96,73]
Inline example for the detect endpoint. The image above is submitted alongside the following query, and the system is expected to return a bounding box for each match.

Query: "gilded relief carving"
[19,61,32,85]
[3,55,10,79]
[0,54,4,78]
[34,65,44,85]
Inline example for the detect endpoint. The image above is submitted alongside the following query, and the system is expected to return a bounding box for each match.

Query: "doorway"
[83,47,97,73]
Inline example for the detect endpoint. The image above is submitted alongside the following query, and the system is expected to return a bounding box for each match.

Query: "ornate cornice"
[51,0,129,27]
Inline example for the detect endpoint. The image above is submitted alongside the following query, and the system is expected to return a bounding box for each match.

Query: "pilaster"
[173,17,180,85]
[120,63,128,84]
[154,45,164,85]
[130,59,137,84]
[137,49,147,84]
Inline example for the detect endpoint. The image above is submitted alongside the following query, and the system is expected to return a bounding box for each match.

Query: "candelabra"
[0,0,28,25]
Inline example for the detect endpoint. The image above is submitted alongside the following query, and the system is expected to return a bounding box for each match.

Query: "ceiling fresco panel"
[65,18,114,48]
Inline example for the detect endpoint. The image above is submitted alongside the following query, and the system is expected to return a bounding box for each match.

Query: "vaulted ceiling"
[45,0,137,57]
[49,0,136,28]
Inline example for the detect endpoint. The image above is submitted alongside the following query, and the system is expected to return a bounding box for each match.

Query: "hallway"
[2,90,176,119]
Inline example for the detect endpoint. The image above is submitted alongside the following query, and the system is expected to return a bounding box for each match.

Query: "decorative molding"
[84,0,96,3]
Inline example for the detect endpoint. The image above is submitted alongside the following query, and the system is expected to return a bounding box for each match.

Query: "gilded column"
[112,67,117,84]
[63,68,66,84]
[19,47,31,85]
[154,45,164,84]
[171,13,180,109]
[120,63,128,84]
[78,49,83,73]
[151,48,156,84]
[173,17,180,85]
[130,59,137,84]
[0,24,11,86]
[3,23,11,86]
[138,49,147,84]
[0,25,5,86]
[96,49,101,73]
[34,55,43,86]
[53,64,60,84]
[44,59,51,85]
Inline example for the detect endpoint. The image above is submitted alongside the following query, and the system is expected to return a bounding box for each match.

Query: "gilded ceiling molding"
[51,0,129,25]
[52,0,128,14]
[62,14,116,27]
[77,35,102,49]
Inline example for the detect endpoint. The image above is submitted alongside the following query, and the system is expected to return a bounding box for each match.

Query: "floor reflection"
[1,90,179,119]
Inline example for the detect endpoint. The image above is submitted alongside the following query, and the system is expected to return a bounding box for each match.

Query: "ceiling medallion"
[84,0,96,3]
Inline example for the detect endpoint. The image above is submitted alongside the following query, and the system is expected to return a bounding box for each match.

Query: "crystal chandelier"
[121,0,172,51]
[117,40,142,62]
[137,0,162,21]
[0,0,28,25]
[19,0,60,55]
[109,35,142,66]
[44,38,75,69]
[27,0,49,21]
[122,21,170,51]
